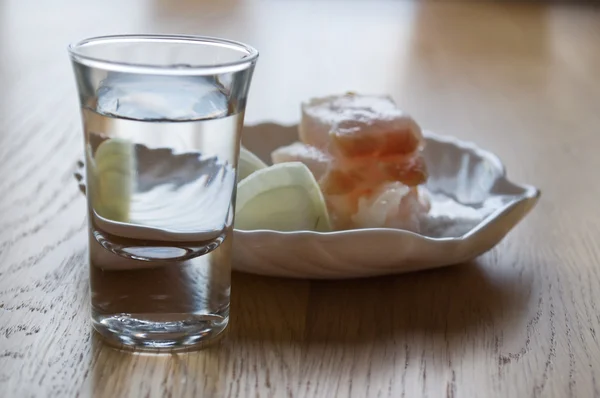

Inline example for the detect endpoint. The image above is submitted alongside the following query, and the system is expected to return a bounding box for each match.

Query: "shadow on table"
[228,260,531,345]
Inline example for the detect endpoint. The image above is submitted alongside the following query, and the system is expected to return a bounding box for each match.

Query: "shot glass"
[68,35,258,349]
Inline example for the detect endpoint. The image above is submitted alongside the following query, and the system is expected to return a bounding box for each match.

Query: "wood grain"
[1,0,600,397]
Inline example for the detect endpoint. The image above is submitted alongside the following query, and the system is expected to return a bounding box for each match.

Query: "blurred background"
[2,0,595,127]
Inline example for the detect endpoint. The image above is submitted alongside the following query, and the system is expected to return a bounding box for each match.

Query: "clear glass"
[68,35,258,350]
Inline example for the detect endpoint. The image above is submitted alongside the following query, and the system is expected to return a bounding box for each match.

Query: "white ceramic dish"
[75,123,540,279]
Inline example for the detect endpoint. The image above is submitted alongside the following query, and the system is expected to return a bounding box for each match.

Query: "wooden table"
[1,1,599,397]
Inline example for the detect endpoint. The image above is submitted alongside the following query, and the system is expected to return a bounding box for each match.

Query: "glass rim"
[68,34,259,76]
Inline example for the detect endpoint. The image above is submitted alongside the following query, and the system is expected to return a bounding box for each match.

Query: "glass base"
[92,308,228,351]
[93,228,226,262]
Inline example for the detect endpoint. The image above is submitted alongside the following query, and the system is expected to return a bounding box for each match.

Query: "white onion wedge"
[235,162,331,232]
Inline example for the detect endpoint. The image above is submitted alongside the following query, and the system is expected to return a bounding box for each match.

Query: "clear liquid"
[84,108,241,259]
[82,74,241,348]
